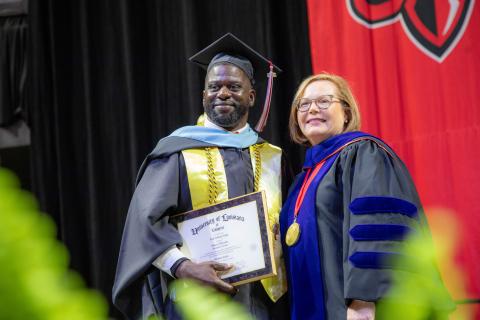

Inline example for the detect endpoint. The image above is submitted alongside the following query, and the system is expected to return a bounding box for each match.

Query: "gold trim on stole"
[250,143,287,302]
[181,148,228,209]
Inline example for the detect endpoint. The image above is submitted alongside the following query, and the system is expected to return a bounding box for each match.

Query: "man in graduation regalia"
[112,33,288,320]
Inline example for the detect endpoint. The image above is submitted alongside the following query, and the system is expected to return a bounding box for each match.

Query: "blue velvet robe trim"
[349,224,412,241]
[349,252,405,269]
[302,131,374,169]
[349,196,418,218]
[280,132,372,320]
[169,124,258,148]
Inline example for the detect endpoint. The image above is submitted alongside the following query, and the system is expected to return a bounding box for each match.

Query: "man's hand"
[347,299,375,320]
[174,260,236,294]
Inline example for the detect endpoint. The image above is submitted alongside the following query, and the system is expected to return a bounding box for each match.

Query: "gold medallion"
[285,221,301,246]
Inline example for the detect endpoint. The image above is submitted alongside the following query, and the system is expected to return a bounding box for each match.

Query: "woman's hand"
[347,299,375,320]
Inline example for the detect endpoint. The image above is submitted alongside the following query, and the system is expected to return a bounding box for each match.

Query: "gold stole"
[181,144,287,302]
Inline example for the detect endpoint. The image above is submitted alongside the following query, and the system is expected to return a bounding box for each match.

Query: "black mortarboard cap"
[189,33,281,132]
[189,33,282,85]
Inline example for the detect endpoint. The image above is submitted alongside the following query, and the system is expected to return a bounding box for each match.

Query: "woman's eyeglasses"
[296,95,346,112]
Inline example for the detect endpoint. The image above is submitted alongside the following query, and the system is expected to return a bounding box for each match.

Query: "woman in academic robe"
[280,72,436,320]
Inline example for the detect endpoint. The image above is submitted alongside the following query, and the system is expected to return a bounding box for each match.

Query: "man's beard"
[204,103,248,128]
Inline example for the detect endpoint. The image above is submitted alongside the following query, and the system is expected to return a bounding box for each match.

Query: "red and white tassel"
[255,62,276,132]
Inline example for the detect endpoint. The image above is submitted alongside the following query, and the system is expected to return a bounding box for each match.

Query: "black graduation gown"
[112,136,289,320]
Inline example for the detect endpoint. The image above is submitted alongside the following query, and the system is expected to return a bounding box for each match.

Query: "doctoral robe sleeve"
[338,139,427,302]
[112,154,184,319]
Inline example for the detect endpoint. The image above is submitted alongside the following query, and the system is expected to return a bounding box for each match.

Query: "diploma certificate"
[171,191,276,286]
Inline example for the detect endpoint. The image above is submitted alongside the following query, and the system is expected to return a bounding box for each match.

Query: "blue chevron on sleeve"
[349,224,412,241]
[349,196,417,218]
[349,252,401,269]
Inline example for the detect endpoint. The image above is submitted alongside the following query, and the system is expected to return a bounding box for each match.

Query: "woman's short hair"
[289,72,361,145]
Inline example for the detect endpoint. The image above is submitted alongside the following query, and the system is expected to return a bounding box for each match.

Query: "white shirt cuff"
[152,246,187,277]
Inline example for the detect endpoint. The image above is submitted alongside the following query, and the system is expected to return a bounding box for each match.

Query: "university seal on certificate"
[170,191,276,286]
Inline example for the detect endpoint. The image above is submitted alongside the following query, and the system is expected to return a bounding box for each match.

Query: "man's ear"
[202,90,206,107]
[249,89,256,108]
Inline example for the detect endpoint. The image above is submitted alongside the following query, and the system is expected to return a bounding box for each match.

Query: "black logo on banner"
[347,0,475,62]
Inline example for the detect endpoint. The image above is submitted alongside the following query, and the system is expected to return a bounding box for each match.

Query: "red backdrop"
[307,0,479,314]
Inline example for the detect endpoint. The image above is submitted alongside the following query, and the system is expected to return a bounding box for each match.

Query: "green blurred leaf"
[0,168,108,320]
[171,280,253,320]
[376,231,456,320]
[0,168,20,188]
